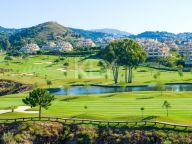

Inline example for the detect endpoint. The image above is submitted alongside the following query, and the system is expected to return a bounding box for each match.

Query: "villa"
[20,44,40,54]
[178,41,192,65]
[42,41,73,52]
[137,39,170,58]
[76,39,96,48]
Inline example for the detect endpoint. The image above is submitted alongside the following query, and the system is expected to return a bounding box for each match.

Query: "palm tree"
[162,100,171,117]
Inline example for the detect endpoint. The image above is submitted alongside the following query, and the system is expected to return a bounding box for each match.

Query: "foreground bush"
[0,122,191,143]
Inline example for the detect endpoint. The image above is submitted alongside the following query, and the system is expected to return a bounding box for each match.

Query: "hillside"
[71,28,109,40]
[132,31,177,40]
[8,22,77,49]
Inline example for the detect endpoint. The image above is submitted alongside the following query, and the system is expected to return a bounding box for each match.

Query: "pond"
[49,83,192,95]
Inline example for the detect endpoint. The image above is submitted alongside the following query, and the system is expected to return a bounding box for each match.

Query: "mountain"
[177,32,192,40]
[71,28,110,40]
[0,26,22,34]
[8,22,83,49]
[132,31,177,40]
[91,28,132,37]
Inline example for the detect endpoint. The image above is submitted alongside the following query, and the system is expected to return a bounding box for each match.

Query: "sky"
[1,0,192,34]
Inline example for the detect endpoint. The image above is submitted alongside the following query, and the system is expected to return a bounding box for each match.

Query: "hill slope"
[71,28,109,40]
[8,22,81,49]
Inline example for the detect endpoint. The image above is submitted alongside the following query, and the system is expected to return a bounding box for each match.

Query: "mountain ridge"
[91,28,132,36]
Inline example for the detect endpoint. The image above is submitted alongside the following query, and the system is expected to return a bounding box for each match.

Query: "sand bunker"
[34,62,52,65]
[57,68,66,72]
[34,62,43,65]
[0,106,38,114]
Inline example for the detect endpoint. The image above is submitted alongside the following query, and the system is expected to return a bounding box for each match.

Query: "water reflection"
[49,84,192,95]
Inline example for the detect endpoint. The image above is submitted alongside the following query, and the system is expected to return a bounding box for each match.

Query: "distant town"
[1,22,191,66]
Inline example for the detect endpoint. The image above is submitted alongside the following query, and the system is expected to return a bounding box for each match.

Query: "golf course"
[1,53,192,125]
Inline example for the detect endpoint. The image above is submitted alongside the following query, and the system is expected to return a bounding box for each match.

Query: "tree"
[154,57,164,68]
[153,72,161,81]
[155,83,166,96]
[22,88,55,119]
[162,100,171,117]
[140,107,145,119]
[46,80,52,88]
[101,39,146,84]
[10,105,16,112]
[101,41,121,84]
[120,39,146,83]
[98,60,110,80]
[4,39,11,51]
[177,65,183,80]
[64,71,68,78]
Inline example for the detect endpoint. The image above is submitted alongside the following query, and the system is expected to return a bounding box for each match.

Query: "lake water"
[49,84,192,95]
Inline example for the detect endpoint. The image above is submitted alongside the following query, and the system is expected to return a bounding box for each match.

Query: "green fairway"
[0,54,192,125]
[0,91,192,125]
[1,54,192,87]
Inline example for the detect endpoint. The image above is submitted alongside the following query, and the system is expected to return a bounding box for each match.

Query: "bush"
[63,62,69,67]
[54,59,60,63]
[60,126,70,142]
[76,129,98,144]
[78,73,83,80]
[2,132,16,144]
[4,56,13,61]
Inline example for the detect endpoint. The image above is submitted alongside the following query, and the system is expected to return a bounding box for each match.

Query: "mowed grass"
[0,53,192,124]
[1,54,192,87]
[0,92,192,125]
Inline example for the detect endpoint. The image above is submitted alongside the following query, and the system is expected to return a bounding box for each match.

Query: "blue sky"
[1,0,192,34]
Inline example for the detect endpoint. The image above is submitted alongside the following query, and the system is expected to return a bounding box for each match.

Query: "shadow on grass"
[60,96,79,102]
[136,96,155,100]
[144,81,153,83]
[85,70,100,73]
[100,94,117,98]
[142,116,158,121]
[185,78,192,81]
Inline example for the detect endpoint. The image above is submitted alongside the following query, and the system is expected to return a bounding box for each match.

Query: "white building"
[41,42,56,51]
[178,41,192,65]
[137,39,170,57]
[76,39,96,48]
[20,44,40,54]
[54,42,73,52]
[41,41,73,52]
